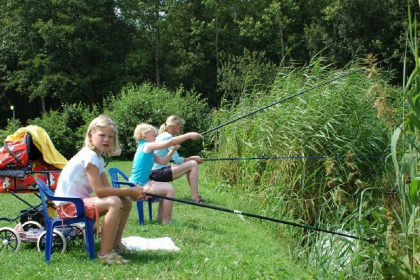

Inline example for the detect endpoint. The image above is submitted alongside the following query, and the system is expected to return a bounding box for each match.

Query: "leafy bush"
[104,83,211,159]
[0,118,23,141]
[17,84,210,161]
[29,103,98,159]
[217,49,278,104]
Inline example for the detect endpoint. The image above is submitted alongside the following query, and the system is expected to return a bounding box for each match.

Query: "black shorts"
[149,166,173,182]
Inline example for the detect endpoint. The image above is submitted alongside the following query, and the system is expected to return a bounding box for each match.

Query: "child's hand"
[189,155,204,164]
[186,132,203,140]
[131,185,146,201]
[172,144,181,151]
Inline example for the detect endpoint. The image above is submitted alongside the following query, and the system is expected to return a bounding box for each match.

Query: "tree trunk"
[154,1,161,87]
[215,11,219,83]
[279,18,285,64]
[41,96,46,112]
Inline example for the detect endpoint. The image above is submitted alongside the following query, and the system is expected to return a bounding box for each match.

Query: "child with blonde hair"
[130,123,202,224]
[55,115,146,265]
[150,115,204,202]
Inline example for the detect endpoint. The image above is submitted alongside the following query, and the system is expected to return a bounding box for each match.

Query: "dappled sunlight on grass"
[0,161,310,279]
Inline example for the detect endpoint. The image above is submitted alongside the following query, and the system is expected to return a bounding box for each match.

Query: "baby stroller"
[0,126,84,253]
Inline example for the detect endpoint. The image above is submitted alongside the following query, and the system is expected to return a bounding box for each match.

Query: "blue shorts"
[149,166,173,182]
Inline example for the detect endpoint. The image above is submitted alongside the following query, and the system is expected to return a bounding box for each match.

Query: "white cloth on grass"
[121,236,180,251]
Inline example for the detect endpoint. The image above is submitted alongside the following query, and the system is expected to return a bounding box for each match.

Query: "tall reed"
[204,55,400,278]
[367,4,420,279]
[207,57,391,215]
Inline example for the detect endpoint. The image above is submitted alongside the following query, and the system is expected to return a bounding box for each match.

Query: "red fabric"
[0,137,29,168]
[0,159,60,193]
[56,197,100,236]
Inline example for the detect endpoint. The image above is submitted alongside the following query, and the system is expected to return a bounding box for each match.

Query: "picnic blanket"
[121,236,180,251]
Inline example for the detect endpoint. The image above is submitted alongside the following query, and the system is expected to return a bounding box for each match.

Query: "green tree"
[0,0,135,113]
[1,0,416,128]
[103,83,210,159]
[304,0,412,66]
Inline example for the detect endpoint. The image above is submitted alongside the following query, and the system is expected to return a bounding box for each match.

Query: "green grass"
[0,161,311,279]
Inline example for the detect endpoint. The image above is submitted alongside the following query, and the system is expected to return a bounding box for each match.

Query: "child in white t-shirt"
[55,115,145,265]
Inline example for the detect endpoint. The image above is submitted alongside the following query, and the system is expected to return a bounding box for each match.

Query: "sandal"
[190,196,204,204]
[115,243,134,255]
[164,219,185,226]
[97,250,129,265]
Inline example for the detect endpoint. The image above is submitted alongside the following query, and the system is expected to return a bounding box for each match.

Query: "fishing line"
[144,192,375,243]
[200,54,402,136]
[201,70,358,135]
[203,155,382,161]
[183,55,398,244]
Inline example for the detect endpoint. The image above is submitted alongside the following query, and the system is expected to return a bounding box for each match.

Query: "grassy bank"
[0,161,311,279]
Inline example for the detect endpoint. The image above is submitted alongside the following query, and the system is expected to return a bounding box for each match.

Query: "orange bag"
[0,133,30,169]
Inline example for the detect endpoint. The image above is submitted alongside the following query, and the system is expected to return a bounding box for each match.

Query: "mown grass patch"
[0,161,311,279]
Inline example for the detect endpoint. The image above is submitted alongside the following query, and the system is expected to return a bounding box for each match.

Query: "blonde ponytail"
[158,115,185,135]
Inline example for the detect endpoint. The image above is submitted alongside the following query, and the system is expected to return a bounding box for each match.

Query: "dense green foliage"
[207,59,393,197]
[0,0,135,123]
[202,57,401,278]
[10,84,210,160]
[0,0,415,127]
[30,104,99,159]
[366,7,420,278]
[1,1,420,278]
[102,83,211,159]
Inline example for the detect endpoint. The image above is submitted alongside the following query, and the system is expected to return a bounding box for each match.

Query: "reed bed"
[204,57,400,278]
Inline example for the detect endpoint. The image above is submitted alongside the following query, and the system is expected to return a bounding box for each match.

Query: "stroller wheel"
[37,229,67,254]
[0,227,21,252]
[67,223,85,248]
[22,221,43,231]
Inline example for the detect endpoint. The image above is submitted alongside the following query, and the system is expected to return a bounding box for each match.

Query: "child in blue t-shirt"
[130,123,202,224]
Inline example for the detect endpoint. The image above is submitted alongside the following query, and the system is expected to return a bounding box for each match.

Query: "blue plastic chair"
[107,167,155,225]
[35,178,96,263]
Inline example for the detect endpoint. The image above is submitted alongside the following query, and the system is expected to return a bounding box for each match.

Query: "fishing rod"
[200,54,402,136]
[144,192,375,243]
[200,69,360,135]
[203,155,382,161]
[188,56,399,244]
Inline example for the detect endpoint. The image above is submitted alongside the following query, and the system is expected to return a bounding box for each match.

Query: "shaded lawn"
[0,161,312,279]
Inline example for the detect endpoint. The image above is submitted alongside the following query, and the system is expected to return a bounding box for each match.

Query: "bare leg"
[144,181,174,224]
[95,196,123,256]
[171,161,200,201]
[113,196,132,247]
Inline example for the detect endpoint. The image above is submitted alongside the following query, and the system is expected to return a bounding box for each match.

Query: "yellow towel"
[5,125,68,169]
